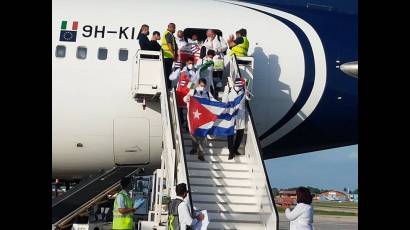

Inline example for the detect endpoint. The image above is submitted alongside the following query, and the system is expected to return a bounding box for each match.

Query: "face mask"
[187,64,193,70]
[197,86,204,91]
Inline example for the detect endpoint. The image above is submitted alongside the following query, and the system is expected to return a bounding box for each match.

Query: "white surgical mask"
[187,64,193,70]
[197,86,204,91]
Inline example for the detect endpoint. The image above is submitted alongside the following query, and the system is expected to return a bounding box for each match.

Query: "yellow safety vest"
[113,190,134,230]
[161,30,176,59]
[230,36,249,57]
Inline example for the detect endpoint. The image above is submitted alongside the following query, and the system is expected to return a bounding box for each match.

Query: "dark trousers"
[178,107,188,130]
[228,129,244,154]
[191,135,205,156]
[210,86,217,99]
[164,58,174,89]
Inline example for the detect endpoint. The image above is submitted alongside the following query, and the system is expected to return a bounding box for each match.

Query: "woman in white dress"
[285,187,314,230]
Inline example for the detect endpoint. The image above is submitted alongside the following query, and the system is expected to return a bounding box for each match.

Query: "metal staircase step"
[190,185,254,196]
[194,202,260,213]
[189,177,252,187]
[207,221,265,230]
[191,194,257,204]
[187,162,248,171]
[188,169,250,179]
[208,211,261,224]
[185,154,248,163]
[184,146,242,156]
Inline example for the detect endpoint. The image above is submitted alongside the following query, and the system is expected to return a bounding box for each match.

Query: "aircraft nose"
[340,61,358,78]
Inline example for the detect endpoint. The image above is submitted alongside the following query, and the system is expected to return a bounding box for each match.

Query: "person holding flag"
[169,57,199,129]
[183,78,216,161]
[222,78,249,160]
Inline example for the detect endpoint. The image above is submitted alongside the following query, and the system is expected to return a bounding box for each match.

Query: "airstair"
[133,50,278,230]
[52,167,141,230]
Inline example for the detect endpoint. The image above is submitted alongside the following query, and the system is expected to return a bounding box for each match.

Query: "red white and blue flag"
[187,93,245,137]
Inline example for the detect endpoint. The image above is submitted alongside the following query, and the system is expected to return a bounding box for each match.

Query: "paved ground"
[278,213,358,230]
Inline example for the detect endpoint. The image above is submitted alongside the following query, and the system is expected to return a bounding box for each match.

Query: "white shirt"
[176,38,187,50]
[175,196,198,230]
[169,66,200,84]
[187,38,198,44]
[285,203,314,230]
[203,36,228,54]
[195,58,217,92]
[222,87,247,130]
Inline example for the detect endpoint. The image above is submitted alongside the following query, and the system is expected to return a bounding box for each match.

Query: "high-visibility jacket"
[161,30,176,58]
[113,190,134,230]
[230,36,249,57]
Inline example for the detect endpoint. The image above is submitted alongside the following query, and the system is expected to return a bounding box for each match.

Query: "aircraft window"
[98,47,108,60]
[76,46,87,59]
[55,45,66,58]
[119,49,128,61]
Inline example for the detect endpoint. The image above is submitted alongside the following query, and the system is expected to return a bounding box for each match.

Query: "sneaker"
[190,149,196,155]
[198,155,205,161]
[207,135,215,140]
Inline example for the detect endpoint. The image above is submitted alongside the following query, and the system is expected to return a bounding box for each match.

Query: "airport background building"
[316,190,350,201]
[275,190,297,206]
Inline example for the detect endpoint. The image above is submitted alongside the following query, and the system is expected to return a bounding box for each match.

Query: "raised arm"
[285,204,304,221]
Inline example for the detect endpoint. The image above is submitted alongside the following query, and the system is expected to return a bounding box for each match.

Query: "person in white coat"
[203,29,228,55]
[184,78,215,161]
[222,78,248,160]
[196,49,217,97]
[285,187,314,230]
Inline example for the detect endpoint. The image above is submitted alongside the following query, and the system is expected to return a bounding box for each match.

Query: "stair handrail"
[230,54,279,229]
[168,88,194,215]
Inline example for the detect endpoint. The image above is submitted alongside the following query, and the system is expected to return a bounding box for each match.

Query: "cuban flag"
[187,93,245,137]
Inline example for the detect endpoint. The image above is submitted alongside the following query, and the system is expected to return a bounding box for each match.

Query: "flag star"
[193,109,201,119]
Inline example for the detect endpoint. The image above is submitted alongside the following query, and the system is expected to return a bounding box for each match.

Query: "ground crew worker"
[162,23,178,89]
[168,183,204,230]
[227,28,249,57]
[113,177,136,230]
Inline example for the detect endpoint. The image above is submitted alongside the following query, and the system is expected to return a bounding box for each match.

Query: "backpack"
[168,199,193,230]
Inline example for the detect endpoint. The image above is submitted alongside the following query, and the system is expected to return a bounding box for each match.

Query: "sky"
[264,145,358,192]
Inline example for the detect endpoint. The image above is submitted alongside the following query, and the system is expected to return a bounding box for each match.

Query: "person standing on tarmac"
[113,177,136,230]
[161,23,178,89]
[168,183,204,230]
